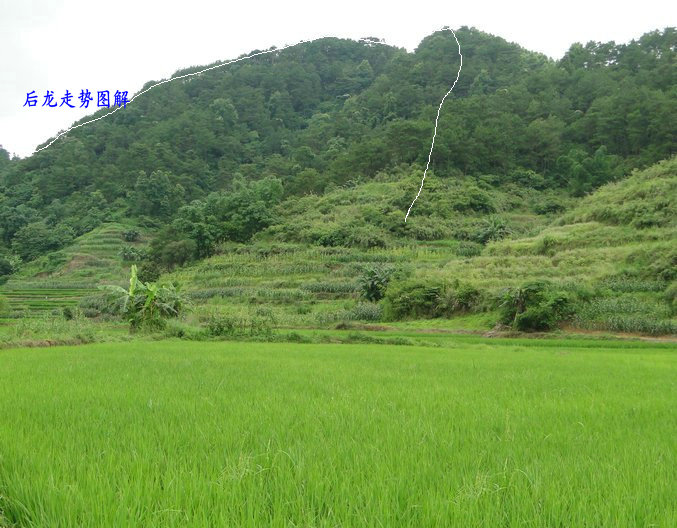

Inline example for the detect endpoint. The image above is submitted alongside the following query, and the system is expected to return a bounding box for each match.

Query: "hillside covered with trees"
[0,26,674,337]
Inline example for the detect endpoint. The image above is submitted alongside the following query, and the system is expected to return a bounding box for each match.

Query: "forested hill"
[0,26,674,269]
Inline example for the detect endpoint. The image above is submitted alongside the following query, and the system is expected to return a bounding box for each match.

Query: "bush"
[515,306,558,331]
[119,245,147,262]
[436,282,483,314]
[498,281,572,331]
[78,293,119,318]
[358,265,393,302]
[62,306,76,320]
[533,197,565,215]
[383,280,443,320]
[310,223,390,249]
[136,261,162,283]
[450,183,496,213]
[205,314,240,336]
[383,280,483,320]
[122,229,141,242]
[470,216,512,244]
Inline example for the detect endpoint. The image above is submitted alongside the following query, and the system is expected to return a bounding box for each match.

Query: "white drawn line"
[405,28,462,222]
[32,28,462,221]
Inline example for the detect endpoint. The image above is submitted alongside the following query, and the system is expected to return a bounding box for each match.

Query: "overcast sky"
[1,0,674,158]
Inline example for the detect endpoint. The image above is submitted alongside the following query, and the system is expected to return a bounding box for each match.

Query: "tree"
[11,222,74,261]
[132,170,185,218]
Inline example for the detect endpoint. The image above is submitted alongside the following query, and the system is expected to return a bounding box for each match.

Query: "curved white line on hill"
[33,28,462,221]
[405,29,462,221]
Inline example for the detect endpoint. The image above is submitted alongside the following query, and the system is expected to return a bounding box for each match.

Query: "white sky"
[0,0,674,158]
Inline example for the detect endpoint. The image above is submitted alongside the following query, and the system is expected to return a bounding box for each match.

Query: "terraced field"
[1,223,147,318]
[165,220,677,334]
[166,243,460,327]
[1,286,95,317]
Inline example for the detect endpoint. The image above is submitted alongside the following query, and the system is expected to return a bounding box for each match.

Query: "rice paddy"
[0,337,674,526]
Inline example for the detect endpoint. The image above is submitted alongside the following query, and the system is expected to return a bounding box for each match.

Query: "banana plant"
[99,265,184,331]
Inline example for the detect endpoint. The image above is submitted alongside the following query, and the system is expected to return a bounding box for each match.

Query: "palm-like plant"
[100,265,184,330]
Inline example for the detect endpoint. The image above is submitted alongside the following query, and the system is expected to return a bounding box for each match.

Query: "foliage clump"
[100,265,185,331]
[498,281,572,332]
[383,279,484,320]
[358,265,393,302]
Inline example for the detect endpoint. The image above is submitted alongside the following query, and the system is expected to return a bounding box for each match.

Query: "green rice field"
[0,337,675,527]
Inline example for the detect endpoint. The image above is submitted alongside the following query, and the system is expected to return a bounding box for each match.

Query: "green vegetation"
[0,223,149,325]
[1,27,675,265]
[0,25,674,527]
[0,27,674,337]
[99,265,185,331]
[1,159,674,340]
[0,339,674,526]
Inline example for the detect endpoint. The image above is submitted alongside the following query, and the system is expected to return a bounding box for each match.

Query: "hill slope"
[0,27,674,336]
[155,158,675,335]
[0,26,674,273]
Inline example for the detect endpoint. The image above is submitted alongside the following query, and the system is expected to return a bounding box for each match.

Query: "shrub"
[533,197,565,215]
[383,280,483,320]
[436,282,483,314]
[450,183,496,213]
[383,280,443,320]
[79,293,119,318]
[122,229,141,242]
[119,245,147,262]
[205,314,239,336]
[358,265,393,302]
[498,281,572,331]
[137,261,162,283]
[515,305,558,332]
[509,168,547,190]
[296,304,312,315]
[471,216,512,244]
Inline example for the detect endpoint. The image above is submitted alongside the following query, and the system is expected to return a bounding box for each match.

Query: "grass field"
[0,338,675,527]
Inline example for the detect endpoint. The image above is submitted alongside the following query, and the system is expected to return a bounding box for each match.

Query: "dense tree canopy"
[0,26,674,266]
